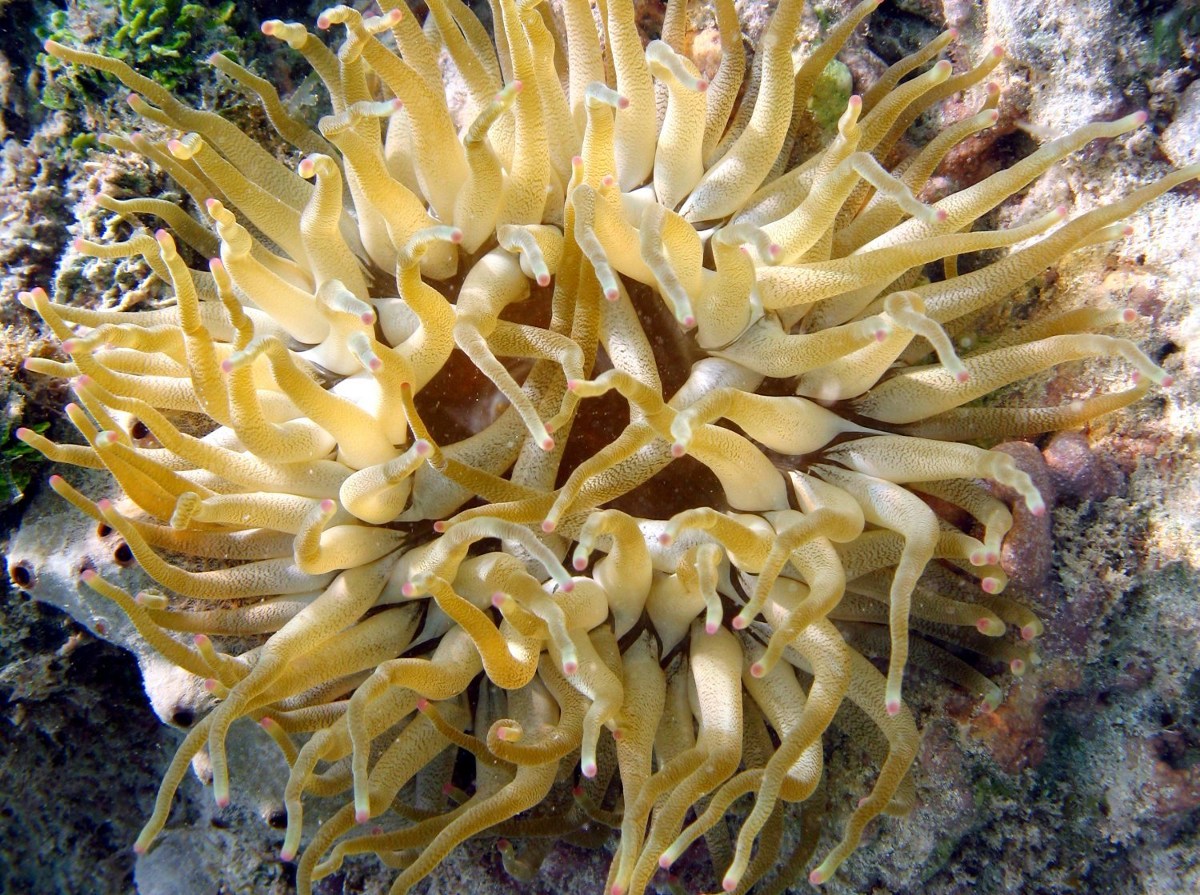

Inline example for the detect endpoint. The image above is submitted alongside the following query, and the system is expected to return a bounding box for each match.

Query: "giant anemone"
[12,0,1197,892]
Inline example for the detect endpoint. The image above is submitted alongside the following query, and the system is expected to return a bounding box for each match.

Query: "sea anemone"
[14,0,1196,892]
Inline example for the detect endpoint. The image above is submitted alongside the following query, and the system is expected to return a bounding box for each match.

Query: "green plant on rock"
[36,0,239,108]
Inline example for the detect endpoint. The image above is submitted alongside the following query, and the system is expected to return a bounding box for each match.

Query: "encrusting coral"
[13,0,1196,891]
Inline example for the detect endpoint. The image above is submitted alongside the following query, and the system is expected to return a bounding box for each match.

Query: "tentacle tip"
[1133,109,1149,126]
[1011,658,1026,675]
[355,808,370,825]
[705,621,720,635]
[541,519,557,533]
[611,886,626,895]
[722,875,738,892]
[133,842,148,856]
[79,568,97,583]
[611,727,625,741]
[581,761,597,778]
[991,44,1005,58]
[886,699,902,716]
[696,80,709,92]
[562,660,579,675]
[947,27,960,39]
[749,661,765,677]
[219,359,235,373]
[955,369,970,383]
[935,208,950,222]
[616,96,631,110]
[731,615,748,630]
[809,870,827,886]
[215,794,231,809]
[670,443,686,458]
[433,520,447,533]
[416,697,430,711]
[539,436,556,452]
[603,287,620,301]
[1020,624,1039,641]
[279,848,295,862]
[986,551,1000,565]
[49,474,64,485]
[573,556,588,571]
[319,498,336,513]
[96,498,113,512]
[981,577,1001,594]
[315,13,332,30]
[559,579,575,592]
[1121,308,1138,324]
[401,581,417,597]
[681,314,696,328]
[536,273,551,287]
[1161,374,1175,388]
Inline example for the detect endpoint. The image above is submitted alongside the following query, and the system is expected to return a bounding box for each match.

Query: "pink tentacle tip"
[541,519,557,533]
[611,727,625,741]
[581,761,598,778]
[1121,308,1138,323]
[935,208,950,222]
[573,556,588,571]
[79,569,97,583]
[355,807,370,824]
[1011,659,1026,675]
[562,660,579,675]
[722,876,738,892]
[316,14,332,30]
[497,838,512,852]
[215,794,230,809]
[1133,110,1149,126]
[559,579,575,592]
[401,581,417,597]
[616,95,631,110]
[671,443,686,458]
[659,855,673,870]
[947,27,960,39]
[956,369,971,383]
[886,699,901,716]
[433,520,447,534]
[981,577,1000,594]
[749,662,765,678]
[681,314,697,328]
[537,273,551,287]
[657,532,673,546]
[1161,374,1175,388]
[133,842,148,856]
[540,436,556,452]
[49,474,64,486]
[604,286,620,301]
[490,592,507,609]
[279,848,295,862]
[416,697,430,711]
[1021,624,1038,641]
[731,615,748,630]
[612,886,626,895]
[991,44,1005,57]
[193,634,209,647]
[96,498,113,512]
[696,80,709,92]
[705,621,720,636]
[71,237,85,253]
[319,499,336,513]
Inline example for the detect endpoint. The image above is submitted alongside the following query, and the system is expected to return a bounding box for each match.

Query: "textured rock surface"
[0,0,1197,894]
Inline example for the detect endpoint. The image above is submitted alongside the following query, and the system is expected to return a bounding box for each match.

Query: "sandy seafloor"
[0,0,1197,893]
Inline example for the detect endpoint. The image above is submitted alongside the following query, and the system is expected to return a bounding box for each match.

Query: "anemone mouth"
[17,1,1190,893]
